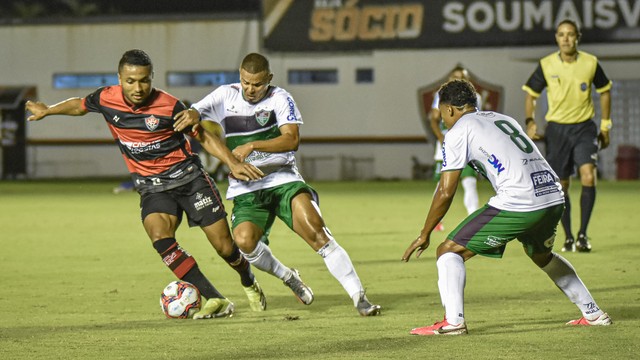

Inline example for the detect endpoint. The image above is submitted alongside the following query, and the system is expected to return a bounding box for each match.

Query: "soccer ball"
[160,281,201,319]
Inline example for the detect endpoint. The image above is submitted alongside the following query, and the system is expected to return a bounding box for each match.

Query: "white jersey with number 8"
[442,111,564,211]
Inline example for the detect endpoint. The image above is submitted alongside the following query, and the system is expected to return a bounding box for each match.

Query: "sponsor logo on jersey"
[145,115,160,131]
[531,170,560,197]
[113,115,120,123]
[194,192,214,211]
[488,154,505,174]
[581,82,588,91]
[121,140,161,154]
[286,97,298,121]
[521,157,543,165]
[255,110,271,126]
[441,142,447,167]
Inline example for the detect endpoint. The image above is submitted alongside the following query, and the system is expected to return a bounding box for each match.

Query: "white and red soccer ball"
[160,281,201,319]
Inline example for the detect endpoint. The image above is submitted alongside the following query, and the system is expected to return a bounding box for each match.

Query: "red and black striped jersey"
[83,86,202,194]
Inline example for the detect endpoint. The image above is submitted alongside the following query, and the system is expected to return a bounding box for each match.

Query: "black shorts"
[140,171,227,228]
[544,120,598,179]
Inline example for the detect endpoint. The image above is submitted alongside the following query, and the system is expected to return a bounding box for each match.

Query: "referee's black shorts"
[544,120,598,179]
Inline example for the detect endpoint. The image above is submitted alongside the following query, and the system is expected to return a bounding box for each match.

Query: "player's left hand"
[173,108,201,132]
[598,131,610,150]
[402,235,431,262]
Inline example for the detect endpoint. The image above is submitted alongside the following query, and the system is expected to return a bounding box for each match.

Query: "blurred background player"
[174,52,381,316]
[427,66,480,231]
[522,19,612,253]
[403,79,611,336]
[26,49,266,318]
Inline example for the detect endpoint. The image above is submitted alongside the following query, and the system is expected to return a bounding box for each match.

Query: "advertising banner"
[264,0,640,51]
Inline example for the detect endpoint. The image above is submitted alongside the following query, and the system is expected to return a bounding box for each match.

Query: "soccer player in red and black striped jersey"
[26,49,267,318]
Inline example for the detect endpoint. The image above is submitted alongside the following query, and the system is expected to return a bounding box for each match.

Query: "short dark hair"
[557,19,581,41]
[438,79,478,108]
[118,49,153,73]
[241,53,270,74]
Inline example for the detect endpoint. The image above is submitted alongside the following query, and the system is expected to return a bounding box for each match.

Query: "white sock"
[461,176,479,215]
[317,234,363,306]
[240,241,291,281]
[541,253,604,320]
[437,252,466,325]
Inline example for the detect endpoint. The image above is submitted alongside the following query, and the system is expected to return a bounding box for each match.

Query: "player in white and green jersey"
[403,79,611,336]
[175,53,380,316]
[428,67,480,234]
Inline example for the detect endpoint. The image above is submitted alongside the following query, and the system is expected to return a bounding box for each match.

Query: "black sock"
[182,267,224,299]
[579,186,596,236]
[222,245,255,287]
[561,195,573,239]
[153,238,223,299]
[152,238,176,254]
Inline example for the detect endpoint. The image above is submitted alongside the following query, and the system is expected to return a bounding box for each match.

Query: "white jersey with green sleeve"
[192,84,304,199]
[431,92,482,161]
[442,111,564,211]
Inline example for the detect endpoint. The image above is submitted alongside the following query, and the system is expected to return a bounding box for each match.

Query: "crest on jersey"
[417,64,503,135]
[145,115,160,131]
[255,110,270,126]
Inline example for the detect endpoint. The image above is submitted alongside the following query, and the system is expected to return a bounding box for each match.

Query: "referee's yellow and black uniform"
[522,50,611,178]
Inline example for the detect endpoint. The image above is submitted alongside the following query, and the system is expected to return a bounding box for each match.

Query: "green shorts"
[231,181,318,235]
[447,204,564,258]
[434,161,477,181]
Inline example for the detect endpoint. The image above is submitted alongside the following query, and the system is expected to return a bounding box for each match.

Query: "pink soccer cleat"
[410,318,468,336]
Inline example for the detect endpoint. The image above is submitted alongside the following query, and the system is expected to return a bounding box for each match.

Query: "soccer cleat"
[192,297,235,320]
[567,312,612,326]
[243,281,267,312]
[561,238,576,252]
[434,222,445,232]
[576,234,592,253]
[410,318,468,336]
[356,291,381,316]
[283,268,314,305]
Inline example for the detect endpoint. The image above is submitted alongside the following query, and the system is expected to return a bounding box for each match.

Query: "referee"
[522,19,612,253]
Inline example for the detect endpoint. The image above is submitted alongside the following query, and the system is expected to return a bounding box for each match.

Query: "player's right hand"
[228,162,264,182]
[25,100,48,121]
[402,235,431,262]
[173,108,201,132]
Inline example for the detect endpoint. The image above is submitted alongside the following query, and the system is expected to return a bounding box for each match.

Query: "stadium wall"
[0,19,637,180]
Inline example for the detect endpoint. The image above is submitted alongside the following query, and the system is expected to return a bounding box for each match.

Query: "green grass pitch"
[1,179,639,359]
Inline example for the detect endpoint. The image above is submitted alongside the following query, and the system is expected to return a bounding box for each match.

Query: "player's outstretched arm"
[192,124,264,181]
[402,169,460,262]
[25,98,87,121]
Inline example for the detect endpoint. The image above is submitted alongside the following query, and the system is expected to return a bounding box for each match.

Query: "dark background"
[0,0,261,24]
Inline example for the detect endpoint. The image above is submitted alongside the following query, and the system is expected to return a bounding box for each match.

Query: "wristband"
[525,117,535,125]
[600,118,612,131]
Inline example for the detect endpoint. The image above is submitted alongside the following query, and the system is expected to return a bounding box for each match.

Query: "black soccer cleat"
[576,234,592,253]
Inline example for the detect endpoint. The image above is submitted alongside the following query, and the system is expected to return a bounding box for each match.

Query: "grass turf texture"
[1,179,638,359]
